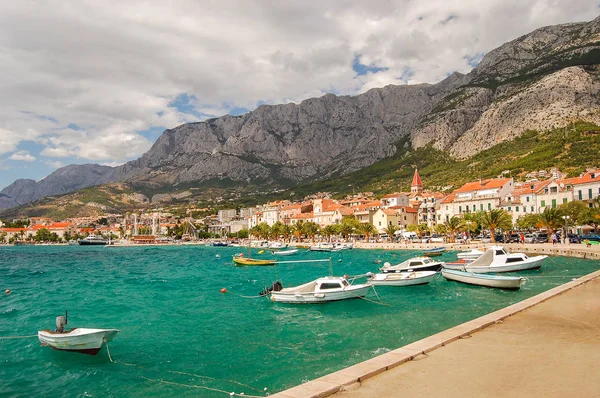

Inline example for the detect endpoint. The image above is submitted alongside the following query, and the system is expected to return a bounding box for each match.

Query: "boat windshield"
[320,282,342,290]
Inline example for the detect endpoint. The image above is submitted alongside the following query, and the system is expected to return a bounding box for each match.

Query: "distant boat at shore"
[78,235,107,246]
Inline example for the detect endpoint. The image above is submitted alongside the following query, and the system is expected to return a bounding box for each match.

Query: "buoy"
[5,289,10,294]
[220,288,227,293]
[216,254,221,258]
[338,259,342,262]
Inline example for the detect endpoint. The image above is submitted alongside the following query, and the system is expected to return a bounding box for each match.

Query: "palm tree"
[417,223,430,238]
[323,225,339,242]
[444,216,465,243]
[292,220,304,242]
[249,225,261,240]
[358,222,377,243]
[537,207,563,241]
[302,221,320,243]
[480,209,513,243]
[281,224,293,243]
[257,222,271,240]
[384,224,398,242]
[270,221,284,241]
[339,216,361,242]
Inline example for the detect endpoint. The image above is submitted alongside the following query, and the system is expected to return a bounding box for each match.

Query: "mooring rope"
[0,334,37,339]
[104,338,114,363]
[168,370,267,393]
[141,376,267,397]
[222,290,264,299]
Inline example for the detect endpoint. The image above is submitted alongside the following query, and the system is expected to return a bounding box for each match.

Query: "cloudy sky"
[0,1,598,190]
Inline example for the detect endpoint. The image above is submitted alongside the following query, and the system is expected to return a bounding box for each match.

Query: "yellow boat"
[233,255,276,266]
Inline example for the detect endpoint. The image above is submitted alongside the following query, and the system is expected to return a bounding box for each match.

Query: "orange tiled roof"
[440,192,457,204]
[562,170,600,186]
[455,178,512,193]
[0,227,29,232]
[291,212,314,219]
[389,205,418,213]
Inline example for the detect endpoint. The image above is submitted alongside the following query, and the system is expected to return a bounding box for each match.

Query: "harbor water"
[1,245,598,397]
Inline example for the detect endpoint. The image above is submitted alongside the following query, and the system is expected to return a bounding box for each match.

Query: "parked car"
[507,233,521,243]
[534,233,549,243]
[580,233,600,242]
[524,233,536,243]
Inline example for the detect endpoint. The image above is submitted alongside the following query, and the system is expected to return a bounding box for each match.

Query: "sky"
[0,1,598,190]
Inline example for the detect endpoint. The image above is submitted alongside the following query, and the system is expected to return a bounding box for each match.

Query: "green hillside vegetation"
[285,121,600,199]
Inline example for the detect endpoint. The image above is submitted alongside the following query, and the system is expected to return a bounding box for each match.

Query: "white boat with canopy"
[380,257,444,273]
[445,246,546,273]
[265,276,372,303]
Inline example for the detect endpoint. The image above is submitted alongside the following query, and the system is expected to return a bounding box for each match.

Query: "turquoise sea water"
[1,245,598,397]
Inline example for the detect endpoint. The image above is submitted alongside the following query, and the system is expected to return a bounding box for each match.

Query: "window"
[459,206,462,213]
[563,198,568,204]
[516,206,519,212]
[541,200,546,207]
[473,205,476,211]
[526,196,530,202]
[480,204,483,211]
[488,203,491,210]
[578,190,582,200]
[589,189,593,199]
[321,283,342,290]
[552,199,556,208]
[508,206,511,211]
[531,206,534,212]
[550,186,557,193]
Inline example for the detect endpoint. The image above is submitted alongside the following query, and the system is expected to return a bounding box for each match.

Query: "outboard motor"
[55,311,68,333]
[259,281,283,296]
[55,316,67,333]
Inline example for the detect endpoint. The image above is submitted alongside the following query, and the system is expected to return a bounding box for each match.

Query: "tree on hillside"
[480,209,513,243]
[444,216,465,243]
[537,207,563,241]
[358,222,377,242]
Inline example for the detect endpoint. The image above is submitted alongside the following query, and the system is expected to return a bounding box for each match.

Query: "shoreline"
[271,244,600,398]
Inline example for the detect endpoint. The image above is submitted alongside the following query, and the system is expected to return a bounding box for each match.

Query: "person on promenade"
[520,232,525,244]
[551,233,558,245]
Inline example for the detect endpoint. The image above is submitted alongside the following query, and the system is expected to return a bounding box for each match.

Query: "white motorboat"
[442,269,525,289]
[309,243,338,252]
[271,248,299,256]
[78,234,108,246]
[367,270,438,286]
[265,276,372,303]
[268,242,288,249]
[456,248,485,260]
[38,314,119,355]
[461,247,546,273]
[380,257,444,273]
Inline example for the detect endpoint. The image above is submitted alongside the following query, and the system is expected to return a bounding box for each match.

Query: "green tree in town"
[292,220,304,242]
[358,222,377,243]
[516,213,541,231]
[384,224,398,242]
[323,224,339,242]
[417,223,430,238]
[281,224,293,243]
[302,221,320,243]
[480,209,513,243]
[444,216,465,243]
[537,207,564,241]
[270,221,285,240]
[339,216,361,242]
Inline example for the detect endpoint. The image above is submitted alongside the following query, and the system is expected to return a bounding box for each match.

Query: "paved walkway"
[333,276,600,398]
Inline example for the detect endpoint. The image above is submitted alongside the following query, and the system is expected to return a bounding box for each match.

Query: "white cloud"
[0,0,597,177]
[9,150,36,162]
[44,160,65,169]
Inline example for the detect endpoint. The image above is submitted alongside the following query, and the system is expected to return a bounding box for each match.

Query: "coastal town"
[2,167,599,245]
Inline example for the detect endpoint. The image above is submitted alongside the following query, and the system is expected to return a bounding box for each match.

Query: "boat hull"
[442,269,524,289]
[38,328,119,355]
[272,249,298,256]
[233,256,276,266]
[465,256,547,273]
[270,284,371,303]
[383,263,443,273]
[369,271,438,286]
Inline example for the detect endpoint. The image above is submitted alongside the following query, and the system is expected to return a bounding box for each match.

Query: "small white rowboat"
[442,269,524,290]
[368,271,438,286]
[38,328,120,355]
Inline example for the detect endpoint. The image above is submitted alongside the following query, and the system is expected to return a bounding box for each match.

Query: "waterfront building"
[563,169,600,205]
[439,178,513,222]
[373,206,418,233]
[380,192,410,208]
[218,209,237,223]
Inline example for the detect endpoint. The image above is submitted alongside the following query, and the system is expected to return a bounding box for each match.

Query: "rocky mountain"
[1,16,599,210]
[0,164,116,208]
